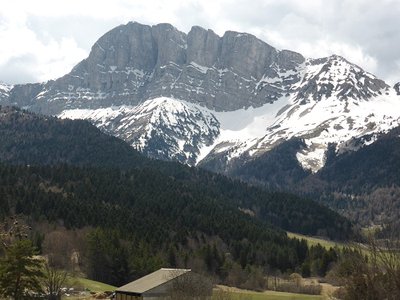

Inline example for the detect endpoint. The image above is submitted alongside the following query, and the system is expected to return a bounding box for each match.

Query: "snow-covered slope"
[197,56,400,172]
[0,83,12,102]
[258,88,399,172]
[58,56,400,171]
[59,97,219,165]
[252,56,398,172]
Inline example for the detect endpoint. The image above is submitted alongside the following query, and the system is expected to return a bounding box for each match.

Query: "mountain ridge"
[1,21,399,173]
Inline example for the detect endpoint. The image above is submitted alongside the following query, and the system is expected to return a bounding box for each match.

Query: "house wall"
[115,292,142,300]
[142,279,174,299]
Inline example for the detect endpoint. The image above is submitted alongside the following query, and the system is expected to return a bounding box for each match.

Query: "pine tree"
[0,239,44,299]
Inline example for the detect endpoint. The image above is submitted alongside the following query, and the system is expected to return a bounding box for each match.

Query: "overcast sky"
[1,0,399,85]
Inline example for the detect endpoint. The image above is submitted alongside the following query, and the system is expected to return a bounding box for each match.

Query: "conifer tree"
[0,239,44,299]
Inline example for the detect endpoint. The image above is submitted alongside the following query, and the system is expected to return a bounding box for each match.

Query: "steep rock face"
[7,83,44,109]
[186,26,220,67]
[1,22,307,114]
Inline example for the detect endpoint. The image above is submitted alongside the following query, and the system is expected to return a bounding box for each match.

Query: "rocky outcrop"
[395,82,400,95]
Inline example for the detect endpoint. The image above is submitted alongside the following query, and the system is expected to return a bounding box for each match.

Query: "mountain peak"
[189,25,216,35]
[328,54,347,61]
[294,54,389,104]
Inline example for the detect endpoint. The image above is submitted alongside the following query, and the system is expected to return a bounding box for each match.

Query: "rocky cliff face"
[3,21,388,116]
[4,22,308,114]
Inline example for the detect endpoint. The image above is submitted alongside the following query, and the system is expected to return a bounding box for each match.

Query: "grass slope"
[214,286,323,300]
[67,276,116,292]
[286,232,346,249]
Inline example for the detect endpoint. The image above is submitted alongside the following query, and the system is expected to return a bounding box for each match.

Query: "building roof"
[116,268,191,294]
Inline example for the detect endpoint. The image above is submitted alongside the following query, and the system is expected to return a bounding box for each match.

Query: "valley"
[0,17,399,300]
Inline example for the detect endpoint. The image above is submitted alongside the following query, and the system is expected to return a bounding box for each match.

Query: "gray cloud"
[0,54,39,84]
[27,16,120,51]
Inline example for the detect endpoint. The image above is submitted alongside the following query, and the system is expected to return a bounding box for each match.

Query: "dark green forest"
[306,128,400,227]
[0,163,341,286]
[226,138,311,188]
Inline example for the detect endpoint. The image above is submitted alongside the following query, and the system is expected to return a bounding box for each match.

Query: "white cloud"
[0,12,87,83]
[34,37,87,82]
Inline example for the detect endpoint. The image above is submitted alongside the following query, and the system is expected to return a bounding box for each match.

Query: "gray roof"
[116,268,191,294]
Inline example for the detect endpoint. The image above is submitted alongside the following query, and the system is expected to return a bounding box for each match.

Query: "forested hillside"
[0,106,352,239]
[0,106,353,286]
[0,163,341,286]
[224,138,311,188]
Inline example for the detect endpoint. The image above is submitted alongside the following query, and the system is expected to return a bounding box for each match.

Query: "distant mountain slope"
[222,138,311,188]
[316,127,400,190]
[206,124,400,228]
[234,125,400,226]
[0,106,352,239]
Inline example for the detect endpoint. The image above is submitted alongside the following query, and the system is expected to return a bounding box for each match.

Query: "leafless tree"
[42,262,68,300]
[331,233,400,300]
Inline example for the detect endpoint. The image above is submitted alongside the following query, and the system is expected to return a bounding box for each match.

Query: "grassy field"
[66,276,116,292]
[62,277,324,300]
[214,286,323,300]
[61,277,116,299]
[287,232,346,249]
